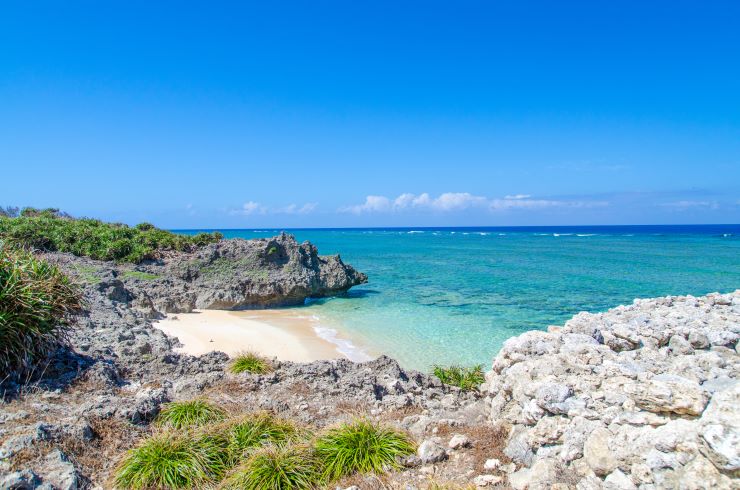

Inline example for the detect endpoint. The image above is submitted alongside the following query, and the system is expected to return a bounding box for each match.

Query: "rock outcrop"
[484,290,740,489]
[1,233,738,490]
[46,232,367,314]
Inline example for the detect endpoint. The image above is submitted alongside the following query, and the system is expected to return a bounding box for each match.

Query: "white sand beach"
[153,309,352,362]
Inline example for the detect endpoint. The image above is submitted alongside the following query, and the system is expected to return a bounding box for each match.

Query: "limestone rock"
[584,428,617,477]
[448,433,471,450]
[699,383,740,473]
[417,440,448,464]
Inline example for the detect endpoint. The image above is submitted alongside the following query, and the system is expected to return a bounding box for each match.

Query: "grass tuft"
[228,351,272,375]
[0,241,82,378]
[217,412,306,464]
[314,418,416,481]
[156,399,226,429]
[114,432,226,489]
[219,445,319,490]
[432,364,485,391]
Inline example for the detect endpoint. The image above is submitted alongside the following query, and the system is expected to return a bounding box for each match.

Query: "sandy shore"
[153,309,352,362]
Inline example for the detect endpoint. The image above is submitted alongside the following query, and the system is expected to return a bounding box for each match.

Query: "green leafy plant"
[219,445,319,490]
[314,419,415,481]
[267,246,278,255]
[0,242,82,378]
[114,432,226,489]
[156,399,226,429]
[432,364,485,391]
[228,351,272,374]
[0,208,222,263]
[218,413,305,464]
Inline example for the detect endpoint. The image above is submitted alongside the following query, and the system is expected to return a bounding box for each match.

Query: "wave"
[312,323,373,362]
[576,234,597,237]
[407,230,425,234]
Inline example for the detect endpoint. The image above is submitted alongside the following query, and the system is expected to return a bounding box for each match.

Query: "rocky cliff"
[484,291,739,489]
[0,237,738,490]
[47,232,368,314]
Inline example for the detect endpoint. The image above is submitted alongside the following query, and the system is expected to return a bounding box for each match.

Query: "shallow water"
[175,225,740,370]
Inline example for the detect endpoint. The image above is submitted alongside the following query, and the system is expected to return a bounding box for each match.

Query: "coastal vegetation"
[228,351,273,374]
[0,241,82,378]
[314,418,416,481]
[432,364,485,391]
[0,207,222,263]
[156,400,226,429]
[114,405,416,489]
[220,445,319,490]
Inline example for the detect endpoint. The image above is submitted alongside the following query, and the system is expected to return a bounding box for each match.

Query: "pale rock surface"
[485,290,740,489]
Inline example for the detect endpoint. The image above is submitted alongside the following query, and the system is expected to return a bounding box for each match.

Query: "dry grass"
[433,422,511,471]
[9,417,150,483]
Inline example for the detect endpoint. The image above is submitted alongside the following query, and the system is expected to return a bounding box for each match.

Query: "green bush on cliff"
[228,351,273,374]
[114,432,227,489]
[0,242,82,378]
[432,364,485,391]
[0,207,222,263]
[219,413,305,464]
[314,418,416,480]
[156,399,226,429]
[220,445,319,490]
[114,396,419,489]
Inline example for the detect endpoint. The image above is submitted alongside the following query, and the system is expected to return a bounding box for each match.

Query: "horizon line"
[169,223,740,231]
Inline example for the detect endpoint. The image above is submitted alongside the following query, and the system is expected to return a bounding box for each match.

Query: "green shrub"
[228,351,272,375]
[0,210,222,263]
[156,399,226,429]
[114,432,226,489]
[218,413,306,464]
[219,445,319,490]
[432,364,485,391]
[0,242,82,378]
[314,419,415,481]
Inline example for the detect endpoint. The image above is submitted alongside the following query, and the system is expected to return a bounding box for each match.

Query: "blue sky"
[1,1,739,228]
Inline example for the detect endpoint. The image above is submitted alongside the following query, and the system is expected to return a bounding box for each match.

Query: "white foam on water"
[576,234,597,237]
[407,230,424,234]
[307,315,373,362]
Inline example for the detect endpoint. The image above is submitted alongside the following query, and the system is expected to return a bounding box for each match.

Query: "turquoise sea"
[177,226,740,371]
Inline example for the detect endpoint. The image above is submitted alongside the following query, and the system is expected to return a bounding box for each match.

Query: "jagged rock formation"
[47,232,368,314]
[1,233,738,490]
[484,291,740,489]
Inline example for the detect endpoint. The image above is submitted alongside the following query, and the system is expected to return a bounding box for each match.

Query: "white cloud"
[238,201,266,215]
[433,192,487,211]
[660,200,719,210]
[340,195,392,214]
[340,192,608,214]
[230,201,317,216]
[278,202,318,214]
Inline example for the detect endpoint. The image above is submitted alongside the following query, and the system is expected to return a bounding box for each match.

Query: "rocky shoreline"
[0,234,738,489]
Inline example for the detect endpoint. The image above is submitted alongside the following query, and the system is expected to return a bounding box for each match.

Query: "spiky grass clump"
[220,445,319,490]
[432,364,485,391]
[314,419,416,481]
[156,399,226,429]
[229,351,272,374]
[218,412,306,464]
[114,432,227,489]
[0,242,82,378]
